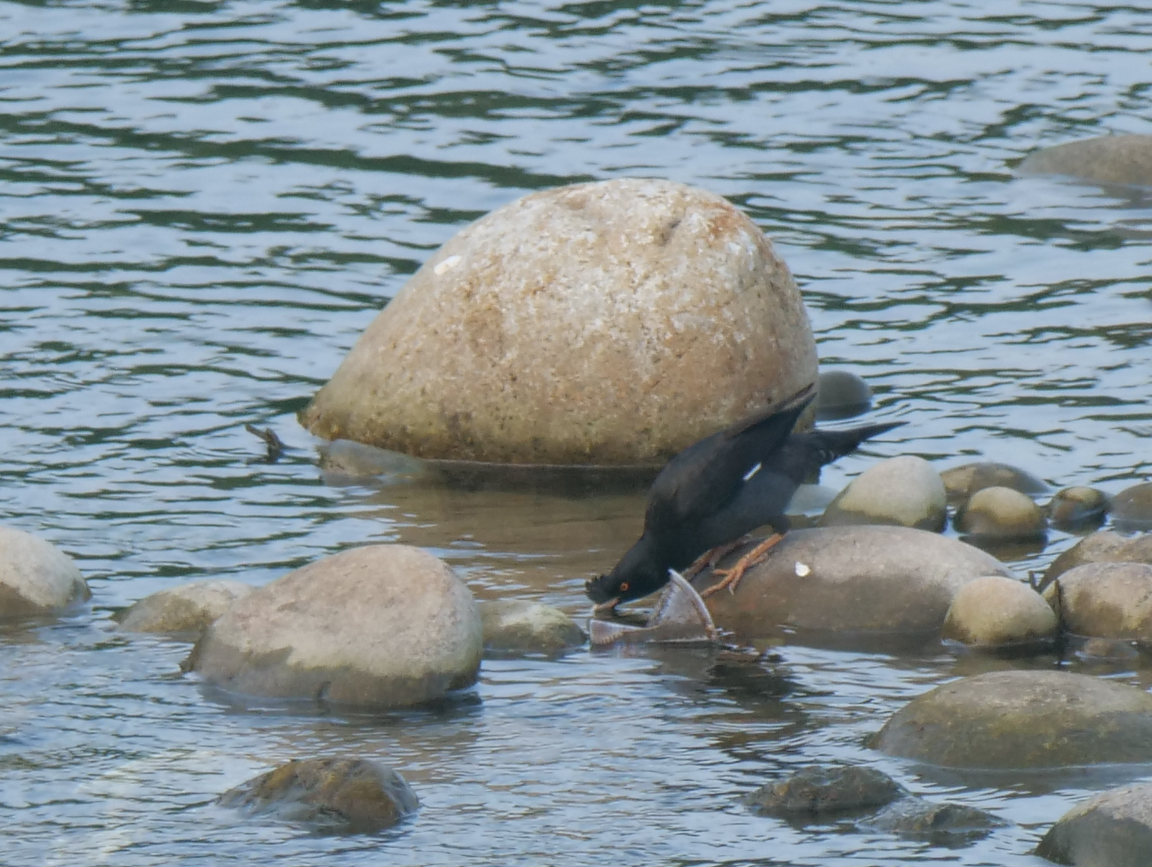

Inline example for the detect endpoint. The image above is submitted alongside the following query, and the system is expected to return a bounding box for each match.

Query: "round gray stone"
[0,526,90,618]
[301,178,817,465]
[1019,134,1152,187]
[1112,482,1152,533]
[954,486,1047,540]
[479,599,586,655]
[939,462,1048,502]
[1039,531,1152,592]
[941,575,1057,646]
[822,455,946,532]
[1044,562,1152,642]
[1047,486,1111,531]
[116,580,253,634]
[1036,782,1152,867]
[815,369,872,420]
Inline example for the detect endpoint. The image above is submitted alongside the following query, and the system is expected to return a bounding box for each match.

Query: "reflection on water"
[3,0,1152,863]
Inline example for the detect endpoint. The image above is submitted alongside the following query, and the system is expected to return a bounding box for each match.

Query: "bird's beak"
[591,597,620,617]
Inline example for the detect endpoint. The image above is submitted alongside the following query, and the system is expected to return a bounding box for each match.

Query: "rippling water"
[3,0,1152,864]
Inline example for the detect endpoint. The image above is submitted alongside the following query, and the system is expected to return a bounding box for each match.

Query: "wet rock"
[115,580,253,634]
[219,757,418,832]
[1047,486,1111,531]
[693,526,1011,640]
[0,526,90,619]
[186,545,482,708]
[940,462,1048,502]
[954,486,1047,540]
[1044,562,1152,642]
[871,670,1152,768]
[1036,782,1152,867]
[479,600,585,655]
[822,456,946,532]
[745,766,905,817]
[1018,134,1152,187]
[1112,482,1152,533]
[941,576,1057,646]
[866,798,1006,841]
[318,440,431,481]
[1039,530,1152,592]
[815,370,872,420]
[300,178,817,466]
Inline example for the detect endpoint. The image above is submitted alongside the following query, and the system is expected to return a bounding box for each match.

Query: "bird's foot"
[700,533,784,598]
[682,536,752,580]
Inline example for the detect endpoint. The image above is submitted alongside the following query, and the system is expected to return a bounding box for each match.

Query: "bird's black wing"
[644,384,816,532]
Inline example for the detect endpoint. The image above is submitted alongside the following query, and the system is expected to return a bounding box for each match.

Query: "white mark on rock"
[434,255,462,276]
[795,562,811,577]
[743,462,762,482]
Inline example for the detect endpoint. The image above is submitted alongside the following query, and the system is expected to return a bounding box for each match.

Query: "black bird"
[585,384,903,613]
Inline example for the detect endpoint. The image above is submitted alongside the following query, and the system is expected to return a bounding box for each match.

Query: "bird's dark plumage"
[586,384,902,609]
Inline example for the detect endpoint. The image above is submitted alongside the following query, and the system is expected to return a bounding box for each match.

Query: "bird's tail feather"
[808,420,904,466]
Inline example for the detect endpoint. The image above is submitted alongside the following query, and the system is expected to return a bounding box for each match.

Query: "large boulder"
[1018,134,1152,187]
[692,526,1010,639]
[186,545,482,708]
[1044,562,1152,642]
[116,580,253,634]
[1036,783,1152,867]
[301,178,818,465]
[871,670,1152,768]
[0,526,90,618]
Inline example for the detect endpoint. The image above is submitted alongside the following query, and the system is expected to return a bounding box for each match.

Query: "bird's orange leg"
[681,536,752,580]
[700,533,784,598]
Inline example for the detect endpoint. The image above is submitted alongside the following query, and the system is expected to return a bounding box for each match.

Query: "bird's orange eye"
[619,582,630,592]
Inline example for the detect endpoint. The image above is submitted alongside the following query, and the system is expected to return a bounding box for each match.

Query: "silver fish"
[589,570,717,646]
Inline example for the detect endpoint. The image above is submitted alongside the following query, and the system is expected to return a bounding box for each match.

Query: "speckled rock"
[479,600,585,655]
[822,456,946,532]
[186,545,482,708]
[1036,782,1152,867]
[955,486,1047,540]
[1112,482,1152,533]
[1019,134,1152,187]
[116,580,253,634]
[301,178,818,465]
[871,670,1152,768]
[0,526,90,618]
[1039,530,1152,592]
[219,758,418,832]
[1047,486,1111,531]
[693,526,1011,640]
[865,798,1006,841]
[816,370,872,420]
[1043,562,1152,642]
[940,462,1047,502]
[941,576,1057,646]
[744,766,905,817]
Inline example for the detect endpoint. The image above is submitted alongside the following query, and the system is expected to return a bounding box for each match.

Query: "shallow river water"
[3,0,1152,864]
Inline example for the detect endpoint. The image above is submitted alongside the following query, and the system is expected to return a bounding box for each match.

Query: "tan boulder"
[1039,530,1152,591]
[954,486,1046,539]
[822,456,946,531]
[116,580,253,634]
[1044,562,1152,642]
[0,526,90,618]
[301,178,817,465]
[1018,134,1152,186]
[692,526,1011,640]
[186,545,482,708]
[941,575,1057,646]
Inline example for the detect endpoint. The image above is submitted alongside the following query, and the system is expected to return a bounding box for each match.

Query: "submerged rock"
[871,670,1152,768]
[186,545,482,708]
[815,370,872,420]
[1047,486,1111,531]
[1038,530,1152,592]
[954,486,1047,540]
[693,526,1010,640]
[1044,562,1152,642]
[744,766,905,817]
[939,462,1047,502]
[301,178,817,465]
[479,600,585,655]
[865,798,1006,842]
[590,570,717,647]
[1018,134,1152,187]
[941,575,1057,646]
[0,526,90,619]
[822,455,946,531]
[116,580,253,634]
[219,758,418,832]
[1112,482,1152,533]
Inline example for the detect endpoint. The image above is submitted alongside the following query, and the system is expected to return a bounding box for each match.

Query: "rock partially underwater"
[0,526,90,619]
[589,570,717,647]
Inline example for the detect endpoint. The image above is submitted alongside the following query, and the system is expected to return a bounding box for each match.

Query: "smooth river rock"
[691,526,1011,639]
[954,485,1047,540]
[0,526,90,618]
[815,369,872,420]
[116,580,253,634]
[301,178,818,465]
[822,455,946,531]
[1112,481,1152,533]
[1036,782,1152,867]
[744,766,906,817]
[871,670,1152,768]
[1018,134,1152,187]
[479,599,586,655]
[186,545,482,708]
[1043,562,1152,642]
[1038,530,1152,592]
[219,758,418,832]
[1046,486,1111,531]
[939,462,1047,502]
[941,575,1057,646]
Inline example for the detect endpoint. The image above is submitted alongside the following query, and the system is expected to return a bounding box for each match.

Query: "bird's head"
[585,543,667,614]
